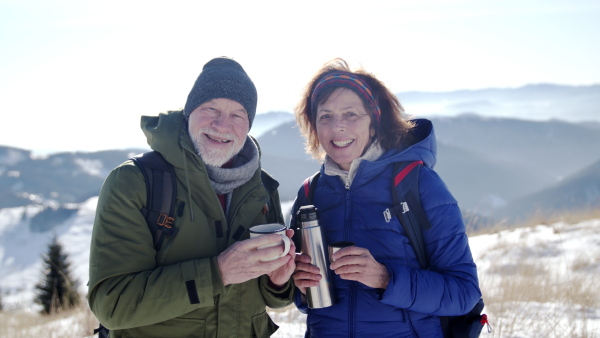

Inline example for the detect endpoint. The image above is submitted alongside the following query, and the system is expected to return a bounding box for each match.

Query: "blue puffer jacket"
[291,119,481,337]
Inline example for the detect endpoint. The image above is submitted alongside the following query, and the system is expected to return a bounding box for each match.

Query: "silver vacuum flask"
[298,205,335,308]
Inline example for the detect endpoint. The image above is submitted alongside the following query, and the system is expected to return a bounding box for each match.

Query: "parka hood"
[358,118,437,175]
[141,110,195,169]
[387,118,437,168]
[140,109,266,204]
[140,110,262,170]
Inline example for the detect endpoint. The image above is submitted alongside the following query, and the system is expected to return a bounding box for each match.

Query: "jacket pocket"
[122,317,206,338]
[251,311,278,338]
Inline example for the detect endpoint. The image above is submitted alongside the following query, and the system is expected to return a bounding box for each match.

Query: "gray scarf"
[204,136,259,195]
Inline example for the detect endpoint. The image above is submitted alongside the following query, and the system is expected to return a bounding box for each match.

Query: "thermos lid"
[298,205,318,222]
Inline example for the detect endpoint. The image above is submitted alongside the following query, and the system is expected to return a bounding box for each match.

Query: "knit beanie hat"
[184,57,257,129]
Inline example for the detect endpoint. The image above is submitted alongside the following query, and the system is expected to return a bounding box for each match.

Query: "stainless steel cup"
[328,241,356,263]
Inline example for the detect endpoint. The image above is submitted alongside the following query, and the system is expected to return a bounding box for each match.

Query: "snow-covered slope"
[0,199,598,337]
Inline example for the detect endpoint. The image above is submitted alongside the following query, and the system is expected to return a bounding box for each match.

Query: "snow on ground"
[0,198,97,312]
[0,199,598,337]
[270,219,600,337]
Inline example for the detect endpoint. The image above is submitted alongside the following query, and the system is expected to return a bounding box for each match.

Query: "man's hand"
[267,229,296,287]
[217,232,293,286]
[292,253,322,295]
[330,246,390,289]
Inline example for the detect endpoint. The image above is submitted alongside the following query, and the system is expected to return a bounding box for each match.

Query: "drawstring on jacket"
[182,142,194,221]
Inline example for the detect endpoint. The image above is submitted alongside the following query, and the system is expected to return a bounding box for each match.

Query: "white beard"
[189,127,244,167]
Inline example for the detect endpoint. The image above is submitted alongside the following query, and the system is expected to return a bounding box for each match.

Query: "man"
[88,57,295,337]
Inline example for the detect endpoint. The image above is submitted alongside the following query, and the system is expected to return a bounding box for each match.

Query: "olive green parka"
[88,110,293,337]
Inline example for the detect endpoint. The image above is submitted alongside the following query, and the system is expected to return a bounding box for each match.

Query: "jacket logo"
[383,208,392,223]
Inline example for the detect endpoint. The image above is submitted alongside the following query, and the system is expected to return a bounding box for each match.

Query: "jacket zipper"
[350,282,357,338]
[344,183,355,336]
[344,187,351,240]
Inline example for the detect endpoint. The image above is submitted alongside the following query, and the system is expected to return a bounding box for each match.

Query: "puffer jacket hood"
[380,118,437,168]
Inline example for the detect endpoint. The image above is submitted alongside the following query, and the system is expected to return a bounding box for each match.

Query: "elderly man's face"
[188,98,250,166]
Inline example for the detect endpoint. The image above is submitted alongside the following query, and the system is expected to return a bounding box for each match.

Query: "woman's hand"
[330,246,390,289]
[292,253,322,295]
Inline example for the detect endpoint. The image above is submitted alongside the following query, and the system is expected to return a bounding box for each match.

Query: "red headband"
[311,72,381,124]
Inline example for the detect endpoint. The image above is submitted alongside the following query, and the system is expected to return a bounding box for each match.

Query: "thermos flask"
[297,205,335,308]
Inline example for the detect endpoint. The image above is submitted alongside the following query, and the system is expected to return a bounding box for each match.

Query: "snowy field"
[0,200,598,337]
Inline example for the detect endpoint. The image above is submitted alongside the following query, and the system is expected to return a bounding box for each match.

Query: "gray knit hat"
[184,57,257,129]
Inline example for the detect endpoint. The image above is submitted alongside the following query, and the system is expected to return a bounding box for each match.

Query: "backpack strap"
[389,160,488,337]
[131,151,178,250]
[389,160,432,270]
[260,169,284,224]
[302,171,321,204]
[94,152,180,338]
[293,171,321,251]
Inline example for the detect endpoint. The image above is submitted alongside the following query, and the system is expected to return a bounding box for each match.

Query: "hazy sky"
[1,0,599,154]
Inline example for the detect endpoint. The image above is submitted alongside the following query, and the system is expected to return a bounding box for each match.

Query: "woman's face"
[315,87,374,170]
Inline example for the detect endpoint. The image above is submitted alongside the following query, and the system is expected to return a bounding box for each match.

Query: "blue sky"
[1,0,599,154]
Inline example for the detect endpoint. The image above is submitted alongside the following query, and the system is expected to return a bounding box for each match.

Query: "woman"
[291,58,482,337]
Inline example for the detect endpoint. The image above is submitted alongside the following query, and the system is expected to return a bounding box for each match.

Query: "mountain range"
[398,83,600,122]
[1,84,599,228]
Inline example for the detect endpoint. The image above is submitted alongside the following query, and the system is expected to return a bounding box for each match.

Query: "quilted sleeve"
[380,166,481,316]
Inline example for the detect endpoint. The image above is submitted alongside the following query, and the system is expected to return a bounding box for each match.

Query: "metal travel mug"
[297,205,335,308]
[328,241,355,263]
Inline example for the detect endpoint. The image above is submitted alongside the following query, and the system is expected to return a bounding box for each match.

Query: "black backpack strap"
[302,171,320,205]
[260,169,284,224]
[389,160,431,270]
[131,151,178,250]
[389,160,488,337]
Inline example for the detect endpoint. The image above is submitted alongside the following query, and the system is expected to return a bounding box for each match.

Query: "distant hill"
[433,142,544,214]
[430,115,600,219]
[492,158,600,223]
[258,122,321,201]
[432,114,600,182]
[250,111,294,138]
[0,148,145,208]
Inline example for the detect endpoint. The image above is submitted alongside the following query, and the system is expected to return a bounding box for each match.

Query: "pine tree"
[35,236,80,314]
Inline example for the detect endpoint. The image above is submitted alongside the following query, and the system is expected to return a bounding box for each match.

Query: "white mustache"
[199,128,238,143]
